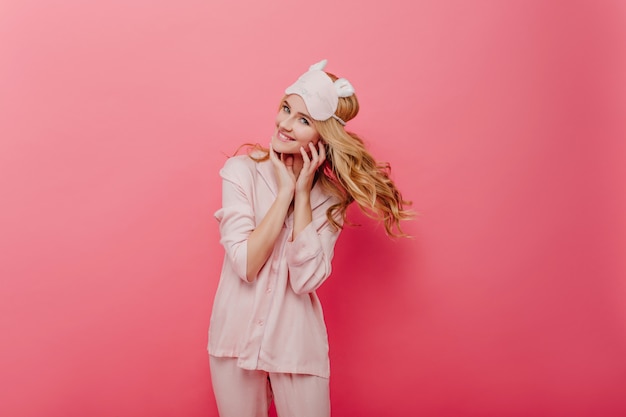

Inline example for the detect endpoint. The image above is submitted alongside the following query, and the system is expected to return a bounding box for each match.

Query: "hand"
[269,143,296,200]
[295,141,326,194]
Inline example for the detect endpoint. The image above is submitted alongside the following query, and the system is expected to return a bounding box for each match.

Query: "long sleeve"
[214,158,255,282]
[284,213,341,294]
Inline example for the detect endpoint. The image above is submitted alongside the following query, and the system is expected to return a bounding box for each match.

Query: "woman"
[208,60,412,417]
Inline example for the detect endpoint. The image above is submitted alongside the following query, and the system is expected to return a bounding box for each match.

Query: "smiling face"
[271,94,321,155]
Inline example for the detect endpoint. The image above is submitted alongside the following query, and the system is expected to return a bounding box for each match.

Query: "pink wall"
[1,0,624,416]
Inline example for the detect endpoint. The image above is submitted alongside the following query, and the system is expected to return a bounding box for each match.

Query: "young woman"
[208,60,412,417]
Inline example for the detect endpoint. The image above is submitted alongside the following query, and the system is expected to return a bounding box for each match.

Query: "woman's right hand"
[269,143,296,201]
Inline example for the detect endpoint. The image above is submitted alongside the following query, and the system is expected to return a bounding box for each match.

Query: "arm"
[215,153,291,283]
[216,148,297,283]
[214,158,257,283]
[292,142,325,240]
[287,142,340,294]
[286,211,342,294]
[245,191,291,282]
[292,188,312,240]
[245,144,302,281]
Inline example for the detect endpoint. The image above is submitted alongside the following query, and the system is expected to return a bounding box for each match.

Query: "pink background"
[1,0,625,416]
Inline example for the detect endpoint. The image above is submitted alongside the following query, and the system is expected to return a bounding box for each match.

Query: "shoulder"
[219,153,276,190]
[221,154,255,170]
[219,155,258,180]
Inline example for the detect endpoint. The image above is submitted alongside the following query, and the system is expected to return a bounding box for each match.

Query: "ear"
[309,59,328,71]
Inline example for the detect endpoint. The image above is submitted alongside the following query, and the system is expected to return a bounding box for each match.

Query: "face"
[271,94,321,155]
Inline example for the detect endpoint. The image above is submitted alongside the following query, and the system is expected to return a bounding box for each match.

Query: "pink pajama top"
[208,154,342,378]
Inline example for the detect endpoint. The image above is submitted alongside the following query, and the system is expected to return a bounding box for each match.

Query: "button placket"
[247,228,288,367]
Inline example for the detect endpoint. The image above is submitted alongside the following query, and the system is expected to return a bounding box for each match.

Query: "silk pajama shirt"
[208,154,342,414]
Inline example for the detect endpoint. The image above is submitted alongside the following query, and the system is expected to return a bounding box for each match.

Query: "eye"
[282,104,290,114]
[299,117,310,126]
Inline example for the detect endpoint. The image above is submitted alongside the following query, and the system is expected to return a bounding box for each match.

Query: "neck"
[292,154,304,179]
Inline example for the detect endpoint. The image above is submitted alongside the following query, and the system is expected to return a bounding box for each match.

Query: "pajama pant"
[209,355,330,417]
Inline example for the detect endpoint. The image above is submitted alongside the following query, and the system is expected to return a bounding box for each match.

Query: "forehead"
[284,94,311,116]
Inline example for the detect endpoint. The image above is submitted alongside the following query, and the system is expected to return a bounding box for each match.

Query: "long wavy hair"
[241,72,413,237]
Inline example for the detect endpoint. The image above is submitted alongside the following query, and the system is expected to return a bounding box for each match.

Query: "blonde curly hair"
[241,72,413,237]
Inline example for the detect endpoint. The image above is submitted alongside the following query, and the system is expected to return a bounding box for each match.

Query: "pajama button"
[266,288,272,293]
[257,320,264,326]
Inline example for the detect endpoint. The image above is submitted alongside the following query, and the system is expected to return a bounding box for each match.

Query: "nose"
[279,115,294,131]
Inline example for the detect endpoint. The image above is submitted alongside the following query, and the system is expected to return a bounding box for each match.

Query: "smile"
[277,131,296,142]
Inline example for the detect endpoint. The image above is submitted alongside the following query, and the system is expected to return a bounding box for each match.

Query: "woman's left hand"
[295,141,326,194]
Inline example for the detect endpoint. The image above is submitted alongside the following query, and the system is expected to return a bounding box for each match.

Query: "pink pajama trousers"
[209,355,330,417]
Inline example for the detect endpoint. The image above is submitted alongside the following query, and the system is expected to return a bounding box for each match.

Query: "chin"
[271,136,299,154]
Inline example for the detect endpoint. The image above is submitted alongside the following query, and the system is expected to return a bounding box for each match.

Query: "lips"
[277,130,295,142]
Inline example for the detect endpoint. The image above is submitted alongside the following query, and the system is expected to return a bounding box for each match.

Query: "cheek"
[301,127,320,144]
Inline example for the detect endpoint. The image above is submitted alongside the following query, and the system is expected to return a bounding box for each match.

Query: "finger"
[318,141,326,166]
[269,144,287,171]
[300,146,311,167]
[280,152,292,169]
[300,146,310,162]
[308,142,319,165]
[307,142,322,172]
[269,143,278,161]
